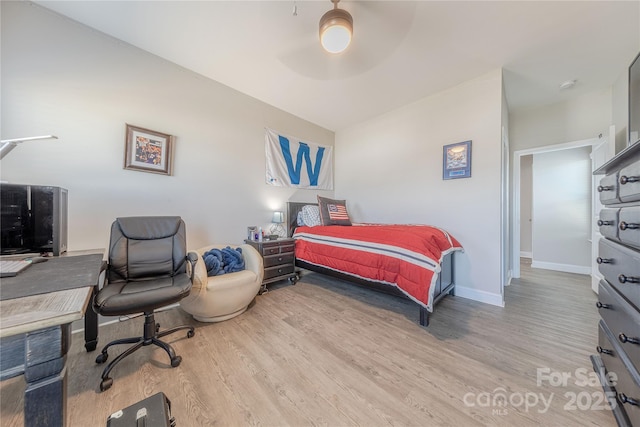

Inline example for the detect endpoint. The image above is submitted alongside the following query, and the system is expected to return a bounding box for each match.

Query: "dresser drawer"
[597,279,640,374]
[264,264,295,280]
[599,173,620,205]
[598,321,640,426]
[619,159,640,203]
[263,252,294,268]
[261,243,294,256]
[619,206,640,250]
[599,208,620,241]
[598,238,640,308]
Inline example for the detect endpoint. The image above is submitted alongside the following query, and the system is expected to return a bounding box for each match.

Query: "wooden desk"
[0,254,103,427]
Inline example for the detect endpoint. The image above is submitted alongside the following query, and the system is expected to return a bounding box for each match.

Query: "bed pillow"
[297,210,305,226]
[301,205,321,227]
[317,196,352,226]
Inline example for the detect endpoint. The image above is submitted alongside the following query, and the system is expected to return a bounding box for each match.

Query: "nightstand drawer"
[280,243,294,253]
[264,264,295,280]
[262,243,294,256]
[245,238,297,288]
[263,252,294,268]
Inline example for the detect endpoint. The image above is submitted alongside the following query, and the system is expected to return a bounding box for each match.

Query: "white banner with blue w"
[265,128,333,190]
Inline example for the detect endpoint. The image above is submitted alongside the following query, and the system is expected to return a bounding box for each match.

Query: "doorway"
[512,138,599,279]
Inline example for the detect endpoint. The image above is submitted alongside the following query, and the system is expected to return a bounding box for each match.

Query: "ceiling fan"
[276,1,417,81]
[319,0,353,54]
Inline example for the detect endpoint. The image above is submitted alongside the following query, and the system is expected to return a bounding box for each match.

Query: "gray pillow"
[301,205,321,227]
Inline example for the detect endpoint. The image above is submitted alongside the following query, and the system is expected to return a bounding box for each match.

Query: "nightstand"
[244,238,298,293]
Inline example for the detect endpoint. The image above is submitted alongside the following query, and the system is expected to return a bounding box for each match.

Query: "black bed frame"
[286,202,455,327]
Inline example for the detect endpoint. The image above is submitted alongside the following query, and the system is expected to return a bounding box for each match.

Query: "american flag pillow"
[328,204,349,220]
[317,196,352,226]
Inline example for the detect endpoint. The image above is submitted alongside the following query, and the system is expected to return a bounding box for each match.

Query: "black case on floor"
[106,392,175,427]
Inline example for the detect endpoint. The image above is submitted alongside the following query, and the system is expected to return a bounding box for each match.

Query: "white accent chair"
[180,244,263,322]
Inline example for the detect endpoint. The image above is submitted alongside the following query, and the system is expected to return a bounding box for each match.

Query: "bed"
[287,200,463,326]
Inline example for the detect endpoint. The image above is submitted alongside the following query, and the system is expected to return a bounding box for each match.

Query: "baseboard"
[530,260,591,275]
[454,285,504,307]
[520,251,532,259]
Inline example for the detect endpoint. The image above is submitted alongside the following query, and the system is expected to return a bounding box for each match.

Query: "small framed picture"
[443,140,472,180]
[124,124,173,175]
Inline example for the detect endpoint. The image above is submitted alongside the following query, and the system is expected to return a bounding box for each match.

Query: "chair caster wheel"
[100,377,113,392]
[289,274,298,284]
[171,356,182,367]
[187,330,194,338]
[95,352,108,364]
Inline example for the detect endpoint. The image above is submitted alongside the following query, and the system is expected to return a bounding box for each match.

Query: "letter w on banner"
[265,128,333,190]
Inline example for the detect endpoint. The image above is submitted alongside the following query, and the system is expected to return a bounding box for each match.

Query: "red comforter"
[293,224,463,312]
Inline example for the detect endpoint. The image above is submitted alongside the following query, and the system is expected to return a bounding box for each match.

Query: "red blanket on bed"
[293,224,463,312]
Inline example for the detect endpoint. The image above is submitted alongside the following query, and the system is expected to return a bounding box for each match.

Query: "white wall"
[335,70,505,307]
[531,146,592,274]
[510,89,613,152]
[1,1,334,251]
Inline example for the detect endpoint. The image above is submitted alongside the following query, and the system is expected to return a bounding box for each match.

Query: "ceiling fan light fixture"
[319,1,353,54]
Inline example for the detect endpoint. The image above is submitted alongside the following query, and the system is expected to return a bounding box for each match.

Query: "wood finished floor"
[0,261,615,426]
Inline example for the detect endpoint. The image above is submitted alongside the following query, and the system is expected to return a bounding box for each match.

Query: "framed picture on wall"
[124,124,173,175]
[443,140,472,180]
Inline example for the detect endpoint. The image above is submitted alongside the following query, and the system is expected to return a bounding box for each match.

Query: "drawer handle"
[596,257,612,264]
[619,221,640,230]
[597,185,614,192]
[620,175,640,185]
[596,345,613,355]
[618,333,640,345]
[618,274,640,284]
[278,257,283,262]
[619,393,640,406]
[597,219,613,226]
[595,301,610,309]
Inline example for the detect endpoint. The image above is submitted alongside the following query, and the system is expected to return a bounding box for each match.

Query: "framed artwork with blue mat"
[443,140,472,180]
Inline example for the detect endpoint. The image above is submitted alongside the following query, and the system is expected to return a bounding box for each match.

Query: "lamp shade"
[319,7,353,54]
[272,211,284,224]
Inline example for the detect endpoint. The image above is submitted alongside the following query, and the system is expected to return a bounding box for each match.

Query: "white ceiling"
[35,1,640,131]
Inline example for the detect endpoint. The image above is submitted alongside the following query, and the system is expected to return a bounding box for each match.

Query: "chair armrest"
[99,260,108,274]
[96,260,108,290]
[186,251,199,282]
[239,244,264,282]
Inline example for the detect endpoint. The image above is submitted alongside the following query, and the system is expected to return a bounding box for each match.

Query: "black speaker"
[107,392,174,426]
[0,184,68,256]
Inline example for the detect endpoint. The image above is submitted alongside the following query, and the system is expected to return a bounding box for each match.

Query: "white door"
[591,126,615,293]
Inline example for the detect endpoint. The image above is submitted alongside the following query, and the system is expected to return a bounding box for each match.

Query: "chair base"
[95,311,194,392]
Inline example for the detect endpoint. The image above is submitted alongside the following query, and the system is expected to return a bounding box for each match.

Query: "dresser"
[592,141,640,427]
[244,238,298,293]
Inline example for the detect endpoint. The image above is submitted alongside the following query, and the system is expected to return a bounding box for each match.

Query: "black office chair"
[94,216,197,391]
